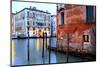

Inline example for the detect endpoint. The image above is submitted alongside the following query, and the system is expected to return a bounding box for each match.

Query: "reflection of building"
[57,4,96,55]
[13,6,51,37]
[51,15,57,36]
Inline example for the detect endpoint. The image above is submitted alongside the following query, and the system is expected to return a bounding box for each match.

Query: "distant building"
[13,6,51,37]
[12,13,16,35]
[57,4,96,55]
[51,15,57,36]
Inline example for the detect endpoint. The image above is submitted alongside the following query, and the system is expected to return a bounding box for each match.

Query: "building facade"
[12,13,16,36]
[13,7,51,37]
[51,15,57,36]
[57,4,96,55]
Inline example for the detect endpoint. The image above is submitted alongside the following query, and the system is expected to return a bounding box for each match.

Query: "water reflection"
[11,37,82,66]
[36,39,40,51]
[12,39,28,65]
[11,40,14,65]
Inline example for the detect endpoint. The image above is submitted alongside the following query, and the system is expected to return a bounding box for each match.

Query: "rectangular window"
[33,22,35,25]
[27,21,29,25]
[60,12,64,25]
[86,6,94,23]
[33,32,35,34]
[48,16,50,21]
[22,16,25,19]
[33,28,35,30]
[33,13,35,18]
[83,35,89,42]
[27,27,29,30]
[27,11,29,18]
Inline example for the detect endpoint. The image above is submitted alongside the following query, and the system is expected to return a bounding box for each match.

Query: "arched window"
[60,12,64,25]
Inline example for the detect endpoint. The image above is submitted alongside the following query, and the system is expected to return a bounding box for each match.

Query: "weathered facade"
[56,4,96,55]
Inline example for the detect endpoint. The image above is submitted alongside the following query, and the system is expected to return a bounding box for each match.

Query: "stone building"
[13,6,51,37]
[56,4,96,56]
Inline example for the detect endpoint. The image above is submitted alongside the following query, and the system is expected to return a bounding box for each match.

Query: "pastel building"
[57,4,96,55]
[12,13,16,35]
[13,6,51,37]
[51,15,57,36]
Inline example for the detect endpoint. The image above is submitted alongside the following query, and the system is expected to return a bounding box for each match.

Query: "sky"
[12,1,57,15]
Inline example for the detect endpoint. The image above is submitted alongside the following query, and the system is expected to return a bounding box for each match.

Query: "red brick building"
[56,4,96,55]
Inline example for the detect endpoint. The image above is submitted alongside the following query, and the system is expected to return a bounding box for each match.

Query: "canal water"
[11,37,83,66]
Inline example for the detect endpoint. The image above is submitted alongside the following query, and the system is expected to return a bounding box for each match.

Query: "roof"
[13,8,51,15]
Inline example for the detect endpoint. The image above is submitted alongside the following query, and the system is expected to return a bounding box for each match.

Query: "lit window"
[33,28,35,30]
[83,35,89,42]
[33,32,35,34]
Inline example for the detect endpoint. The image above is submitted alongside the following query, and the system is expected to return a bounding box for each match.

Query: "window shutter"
[86,6,94,23]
